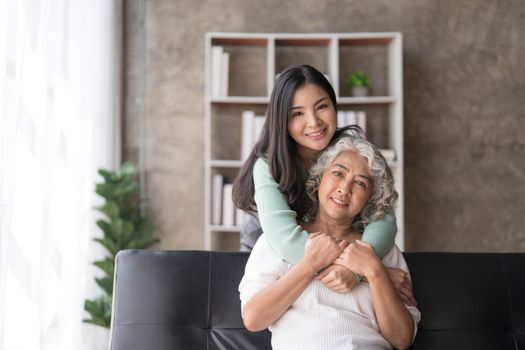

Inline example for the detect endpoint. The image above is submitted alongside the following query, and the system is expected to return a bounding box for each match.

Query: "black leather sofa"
[109,250,525,349]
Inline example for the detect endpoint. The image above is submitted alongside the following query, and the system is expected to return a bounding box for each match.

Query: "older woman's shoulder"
[381,244,409,269]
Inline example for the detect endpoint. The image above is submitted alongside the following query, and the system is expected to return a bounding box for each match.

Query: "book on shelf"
[254,115,266,143]
[211,46,229,97]
[211,46,223,97]
[241,110,256,161]
[356,111,367,132]
[221,183,235,226]
[221,51,229,96]
[211,174,224,225]
[346,110,357,126]
[337,111,346,128]
[241,111,266,161]
[336,110,367,133]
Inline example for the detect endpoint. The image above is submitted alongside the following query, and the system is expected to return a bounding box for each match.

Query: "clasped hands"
[304,232,416,306]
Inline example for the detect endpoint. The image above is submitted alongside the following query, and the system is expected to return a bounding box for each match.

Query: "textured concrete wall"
[123,0,525,252]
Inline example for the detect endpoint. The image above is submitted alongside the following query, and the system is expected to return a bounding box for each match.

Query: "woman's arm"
[335,240,415,349]
[361,211,397,258]
[241,233,345,332]
[253,158,309,264]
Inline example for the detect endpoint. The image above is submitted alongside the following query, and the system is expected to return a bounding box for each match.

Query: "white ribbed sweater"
[239,235,421,350]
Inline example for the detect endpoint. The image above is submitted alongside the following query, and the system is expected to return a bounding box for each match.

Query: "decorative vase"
[351,86,369,97]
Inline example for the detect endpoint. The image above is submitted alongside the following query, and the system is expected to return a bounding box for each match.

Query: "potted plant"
[84,162,158,328]
[345,70,372,97]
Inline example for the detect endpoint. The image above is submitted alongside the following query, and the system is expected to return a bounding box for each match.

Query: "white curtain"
[0,0,121,349]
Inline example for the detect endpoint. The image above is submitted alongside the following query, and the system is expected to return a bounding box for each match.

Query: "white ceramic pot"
[351,86,369,97]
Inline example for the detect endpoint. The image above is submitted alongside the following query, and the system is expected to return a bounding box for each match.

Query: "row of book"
[338,110,367,131]
[211,46,230,97]
[211,174,249,227]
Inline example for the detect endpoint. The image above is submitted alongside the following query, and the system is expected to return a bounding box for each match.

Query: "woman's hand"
[315,264,359,293]
[385,267,417,306]
[304,233,348,273]
[334,240,380,277]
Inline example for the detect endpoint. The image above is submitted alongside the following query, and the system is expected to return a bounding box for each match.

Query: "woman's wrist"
[364,259,387,282]
[297,258,320,277]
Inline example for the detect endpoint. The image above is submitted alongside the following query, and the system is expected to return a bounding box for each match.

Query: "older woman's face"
[317,150,373,223]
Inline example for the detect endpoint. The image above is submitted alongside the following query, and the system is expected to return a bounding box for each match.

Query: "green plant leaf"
[95,201,120,221]
[96,219,115,238]
[97,169,114,182]
[120,162,136,177]
[95,183,117,201]
[84,296,112,328]
[95,276,114,296]
[93,258,115,277]
[93,237,119,257]
[346,70,372,89]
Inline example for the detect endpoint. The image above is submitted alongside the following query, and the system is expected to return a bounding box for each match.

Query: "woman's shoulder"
[381,244,408,268]
[253,157,272,180]
[248,234,290,268]
[254,157,268,170]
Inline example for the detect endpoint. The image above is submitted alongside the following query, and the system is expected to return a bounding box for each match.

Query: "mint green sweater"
[253,158,397,264]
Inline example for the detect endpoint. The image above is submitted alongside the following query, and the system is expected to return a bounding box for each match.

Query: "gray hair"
[305,129,398,230]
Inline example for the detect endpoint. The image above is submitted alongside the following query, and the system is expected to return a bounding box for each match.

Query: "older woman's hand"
[385,267,417,306]
[315,264,359,293]
[304,233,348,273]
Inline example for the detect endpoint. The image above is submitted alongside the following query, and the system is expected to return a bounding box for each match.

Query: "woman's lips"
[305,128,327,140]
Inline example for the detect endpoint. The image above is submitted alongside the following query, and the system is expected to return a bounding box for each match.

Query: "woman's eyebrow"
[313,97,328,105]
[357,174,373,182]
[291,97,327,110]
[333,163,349,171]
[334,164,372,181]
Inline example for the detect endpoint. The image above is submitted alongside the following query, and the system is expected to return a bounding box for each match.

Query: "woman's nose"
[306,111,322,126]
[337,183,352,195]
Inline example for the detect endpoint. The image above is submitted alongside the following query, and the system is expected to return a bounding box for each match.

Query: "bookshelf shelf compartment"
[205,32,405,251]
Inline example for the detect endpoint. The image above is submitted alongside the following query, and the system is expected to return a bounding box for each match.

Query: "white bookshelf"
[204,32,405,251]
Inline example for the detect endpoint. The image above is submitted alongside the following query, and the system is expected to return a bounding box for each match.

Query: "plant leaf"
[93,237,119,257]
[83,296,112,328]
[95,276,114,295]
[95,201,120,221]
[93,258,115,277]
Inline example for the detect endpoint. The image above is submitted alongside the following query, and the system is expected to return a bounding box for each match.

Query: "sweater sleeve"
[361,212,397,258]
[253,158,308,264]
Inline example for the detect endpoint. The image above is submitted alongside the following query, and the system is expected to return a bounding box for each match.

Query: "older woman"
[238,131,420,350]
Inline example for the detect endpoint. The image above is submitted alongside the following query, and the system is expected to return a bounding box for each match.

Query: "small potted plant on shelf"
[346,70,372,97]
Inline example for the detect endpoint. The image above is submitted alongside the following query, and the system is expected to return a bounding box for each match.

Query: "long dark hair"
[232,64,342,220]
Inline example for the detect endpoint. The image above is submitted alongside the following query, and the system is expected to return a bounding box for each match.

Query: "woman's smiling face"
[317,150,373,224]
[287,83,337,164]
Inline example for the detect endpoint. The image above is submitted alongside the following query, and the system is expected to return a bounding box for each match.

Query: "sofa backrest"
[109,250,525,350]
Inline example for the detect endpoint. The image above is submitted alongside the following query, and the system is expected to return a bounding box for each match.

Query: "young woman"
[233,64,411,298]
[239,132,420,349]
